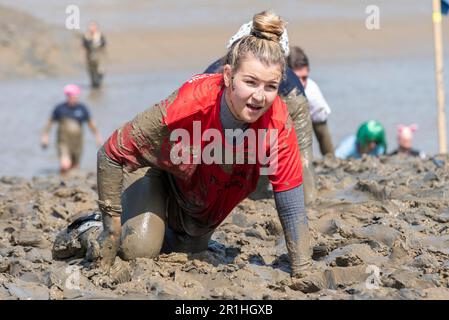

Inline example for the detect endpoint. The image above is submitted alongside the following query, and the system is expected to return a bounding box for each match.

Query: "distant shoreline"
[1,2,447,80]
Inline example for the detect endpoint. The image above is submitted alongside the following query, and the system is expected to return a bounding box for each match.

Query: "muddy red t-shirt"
[105,73,302,227]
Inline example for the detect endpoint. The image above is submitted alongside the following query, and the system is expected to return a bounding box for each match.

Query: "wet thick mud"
[1,155,449,299]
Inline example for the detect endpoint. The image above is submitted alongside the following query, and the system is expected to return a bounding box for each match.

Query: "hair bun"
[251,11,285,42]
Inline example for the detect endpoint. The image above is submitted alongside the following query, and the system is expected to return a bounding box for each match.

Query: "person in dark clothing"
[41,84,103,174]
[83,22,107,88]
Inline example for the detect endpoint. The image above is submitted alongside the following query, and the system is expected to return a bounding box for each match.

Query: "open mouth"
[246,103,263,111]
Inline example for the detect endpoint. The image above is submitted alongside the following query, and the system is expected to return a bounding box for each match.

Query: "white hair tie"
[227,20,290,57]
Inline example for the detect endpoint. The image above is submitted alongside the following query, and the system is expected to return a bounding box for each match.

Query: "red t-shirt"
[105,73,302,227]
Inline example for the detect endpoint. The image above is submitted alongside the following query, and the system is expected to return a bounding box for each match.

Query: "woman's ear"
[223,64,232,88]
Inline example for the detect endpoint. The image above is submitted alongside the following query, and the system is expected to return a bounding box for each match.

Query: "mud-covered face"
[223,55,282,124]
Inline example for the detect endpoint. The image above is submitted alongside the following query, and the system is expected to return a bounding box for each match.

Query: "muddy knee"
[119,169,167,260]
[119,211,165,260]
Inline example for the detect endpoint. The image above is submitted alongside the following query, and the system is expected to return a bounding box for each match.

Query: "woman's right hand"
[87,214,121,271]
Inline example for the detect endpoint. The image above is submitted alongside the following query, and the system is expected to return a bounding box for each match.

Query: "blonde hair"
[226,11,286,75]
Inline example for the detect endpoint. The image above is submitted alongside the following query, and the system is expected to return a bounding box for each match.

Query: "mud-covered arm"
[283,88,313,163]
[269,105,311,275]
[94,115,168,267]
[282,89,317,204]
[91,145,124,269]
[93,88,182,269]
[274,184,312,276]
[97,89,179,216]
[97,145,124,217]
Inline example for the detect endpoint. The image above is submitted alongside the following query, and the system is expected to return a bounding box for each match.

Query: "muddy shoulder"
[1,156,449,300]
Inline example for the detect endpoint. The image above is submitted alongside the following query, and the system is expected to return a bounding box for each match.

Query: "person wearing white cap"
[41,84,103,174]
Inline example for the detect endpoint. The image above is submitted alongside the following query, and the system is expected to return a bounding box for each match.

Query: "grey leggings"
[118,167,213,260]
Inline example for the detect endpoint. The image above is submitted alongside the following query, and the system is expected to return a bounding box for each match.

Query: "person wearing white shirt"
[288,46,334,156]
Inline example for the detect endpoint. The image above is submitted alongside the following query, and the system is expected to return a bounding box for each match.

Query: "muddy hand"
[93,231,120,270]
[86,214,121,271]
[290,270,328,293]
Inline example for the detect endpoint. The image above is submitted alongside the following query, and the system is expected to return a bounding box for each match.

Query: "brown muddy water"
[0,72,192,177]
[0,57,446,177]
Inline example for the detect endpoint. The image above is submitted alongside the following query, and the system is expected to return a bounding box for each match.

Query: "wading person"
[83,21,107,88]
[287,46,334,157]
[204,14,316,204]
[54,11,324,293]
[41,84,103,174]
[335,120,387,159]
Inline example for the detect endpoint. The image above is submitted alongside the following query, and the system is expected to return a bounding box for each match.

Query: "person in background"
[335,120,387,159]
[41,84,103,174]
[287,46,334,157]
[390,124,425,159]
[83,21,107,88]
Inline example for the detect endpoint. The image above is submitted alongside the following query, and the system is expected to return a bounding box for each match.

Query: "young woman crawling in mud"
[53,11,324,293]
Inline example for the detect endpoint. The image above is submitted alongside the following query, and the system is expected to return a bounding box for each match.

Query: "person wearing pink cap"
[390,124,425,158]
[41,84,103,174]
